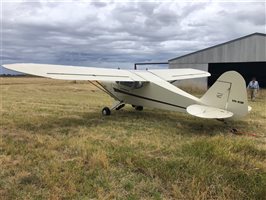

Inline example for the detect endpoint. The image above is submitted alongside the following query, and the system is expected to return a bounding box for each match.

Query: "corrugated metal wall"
[169,34,266,89]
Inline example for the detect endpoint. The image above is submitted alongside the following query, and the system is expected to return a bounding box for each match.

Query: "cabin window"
[116,81,143,89]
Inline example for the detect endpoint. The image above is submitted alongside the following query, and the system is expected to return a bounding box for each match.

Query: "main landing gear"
[102,101,125,116]
[102,102,143,116]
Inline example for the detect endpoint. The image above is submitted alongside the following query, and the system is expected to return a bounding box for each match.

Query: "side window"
[116,81,143,89]
[120,82,135,88]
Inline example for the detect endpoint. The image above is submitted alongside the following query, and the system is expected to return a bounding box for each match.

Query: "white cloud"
[1,1,265,73]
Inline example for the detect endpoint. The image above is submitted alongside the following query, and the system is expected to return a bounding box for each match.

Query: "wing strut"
[88,81,120,101]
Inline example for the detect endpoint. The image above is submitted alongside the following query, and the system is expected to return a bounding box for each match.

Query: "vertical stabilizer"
[200,71,249,118]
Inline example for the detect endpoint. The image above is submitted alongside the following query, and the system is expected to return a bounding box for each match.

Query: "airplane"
[3,63,251,119]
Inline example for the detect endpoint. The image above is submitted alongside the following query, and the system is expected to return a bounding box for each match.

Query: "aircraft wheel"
[135,106,143,111]
[102,107,111,116]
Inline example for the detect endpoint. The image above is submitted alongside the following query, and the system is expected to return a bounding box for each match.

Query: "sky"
[1,0,266,74]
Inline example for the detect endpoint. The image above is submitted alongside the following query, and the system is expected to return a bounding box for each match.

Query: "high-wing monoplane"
[3,63,251,119]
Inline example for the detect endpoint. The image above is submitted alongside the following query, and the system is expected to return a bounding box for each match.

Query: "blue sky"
[1,0,266,74]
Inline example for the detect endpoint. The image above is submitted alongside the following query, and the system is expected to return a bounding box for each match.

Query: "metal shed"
[168,33,266,89]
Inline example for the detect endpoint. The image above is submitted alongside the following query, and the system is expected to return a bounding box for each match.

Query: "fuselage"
[100,80,201,113]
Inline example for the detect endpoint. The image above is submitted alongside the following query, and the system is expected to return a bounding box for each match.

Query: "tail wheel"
[135,106,143,111]
[102,107,111,116]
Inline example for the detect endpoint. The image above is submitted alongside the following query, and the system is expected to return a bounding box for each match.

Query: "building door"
[208,62,266,88]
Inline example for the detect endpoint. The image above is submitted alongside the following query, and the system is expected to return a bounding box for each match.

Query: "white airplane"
[3,63,251,119]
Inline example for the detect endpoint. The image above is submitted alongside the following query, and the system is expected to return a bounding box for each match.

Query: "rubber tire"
[135,106,143,111]
[102,107,111,116]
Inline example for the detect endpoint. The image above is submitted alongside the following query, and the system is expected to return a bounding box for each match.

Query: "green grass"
[0,77,266,200]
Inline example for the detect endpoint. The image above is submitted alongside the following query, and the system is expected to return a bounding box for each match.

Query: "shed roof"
[169,32,266,62]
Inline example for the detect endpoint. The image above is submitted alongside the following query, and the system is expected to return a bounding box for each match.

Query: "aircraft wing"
[148,68,210,81]
[3,63,210,82]
[2,63,146,82]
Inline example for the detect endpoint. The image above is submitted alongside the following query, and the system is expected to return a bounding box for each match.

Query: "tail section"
[200,71,249,118]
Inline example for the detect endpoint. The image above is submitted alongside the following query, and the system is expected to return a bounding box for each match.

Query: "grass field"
[0,77,266,200]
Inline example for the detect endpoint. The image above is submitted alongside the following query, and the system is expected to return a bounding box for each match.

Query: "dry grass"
[0,77,266,200]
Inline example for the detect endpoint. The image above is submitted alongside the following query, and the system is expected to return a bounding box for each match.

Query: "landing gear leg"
[111,101,125,110]
[115,103,125,110]
[102,101,125,116]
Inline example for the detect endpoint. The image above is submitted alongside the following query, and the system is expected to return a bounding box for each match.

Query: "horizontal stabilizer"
[187,104,233,119]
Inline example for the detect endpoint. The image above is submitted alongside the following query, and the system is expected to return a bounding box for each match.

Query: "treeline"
[0,74,38,77]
